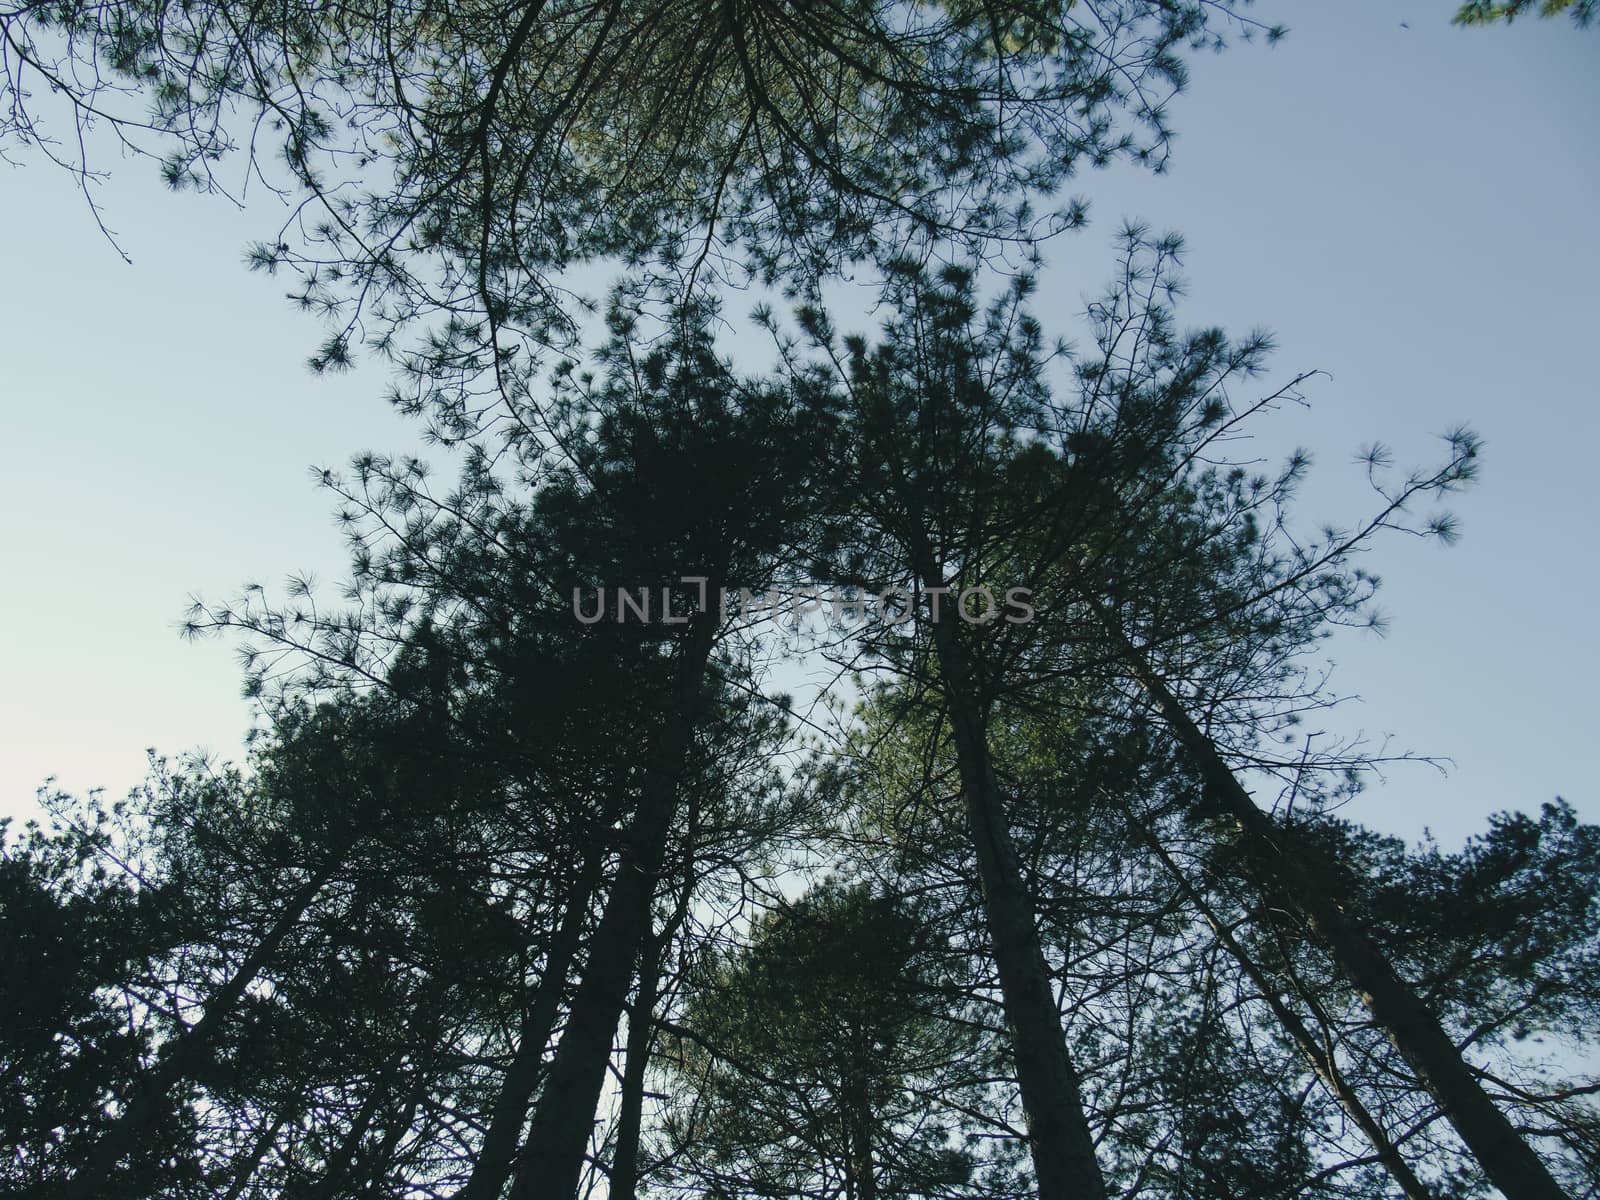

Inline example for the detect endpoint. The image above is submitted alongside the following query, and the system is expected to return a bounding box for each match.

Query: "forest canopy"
[1,4,1594,1200]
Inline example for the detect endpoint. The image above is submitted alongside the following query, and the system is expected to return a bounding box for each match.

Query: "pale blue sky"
[1,1,1594,846]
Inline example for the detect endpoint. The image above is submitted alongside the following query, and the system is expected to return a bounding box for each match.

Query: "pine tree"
[785,228,1576,1199]
[659,879,1014,1200]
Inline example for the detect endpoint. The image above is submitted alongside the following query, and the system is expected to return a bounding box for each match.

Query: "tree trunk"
[608,927,663,1200]
[611,831,698,1200]
[455,852,604,1200]
[925,607,1108,1200]
[222,1109,290,1200]
[363,1058,430,1199]
[846,1091,878,1200]
[1131,806,1438,1200]
[314,993,442,1200]
[1119,631,1570,1200]
[311,1059,395,1200]
[509,614,718,1200]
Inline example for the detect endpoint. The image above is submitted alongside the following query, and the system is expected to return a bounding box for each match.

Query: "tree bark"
[1118,630,1570,1200]
[608,926,663,1200]
[509,613,718,1200]
[846,1093,878,1200]
[611,829,698,1200]
[455,852,604,1200]
[924,605,1108,1200]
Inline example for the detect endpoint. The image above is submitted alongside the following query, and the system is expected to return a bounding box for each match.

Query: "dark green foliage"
[1281,802,1600,1188]
[661,880,1019,1200]
[1,799,186,1196]
[1364,801,1600,1025]
[0,142,1590,1200]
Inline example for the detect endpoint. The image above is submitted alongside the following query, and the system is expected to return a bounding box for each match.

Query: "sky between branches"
[0,0,1593,848]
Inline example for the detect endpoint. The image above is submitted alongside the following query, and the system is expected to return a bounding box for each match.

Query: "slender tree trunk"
[315,992,442,1200]
[311,1059,395,1200]
[611,833,698,1200]
[846,1090,878,1200]
[1131,807,1437,1200]
[363,1059,430,1199]
[509,614,718,1200]
[455,853,605,1200]
[68,858,340,1198]
[1118,630,1570,1200]
[609,927,664,1200]
[923,599,1108,1200]
[222,1109,290,1200]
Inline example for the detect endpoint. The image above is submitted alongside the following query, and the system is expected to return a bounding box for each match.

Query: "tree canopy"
[1,5,1594,1200]
[1,0,1284,425]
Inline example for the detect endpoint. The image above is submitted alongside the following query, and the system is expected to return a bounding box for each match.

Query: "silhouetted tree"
[783,226,1578,1200]
[659,879,1013,1200]
[173,298,840,1199]
[2,792,187,1195]
[6,213,1594,1200]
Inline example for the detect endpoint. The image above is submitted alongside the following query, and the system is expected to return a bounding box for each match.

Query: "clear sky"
[1,1,1594,847]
